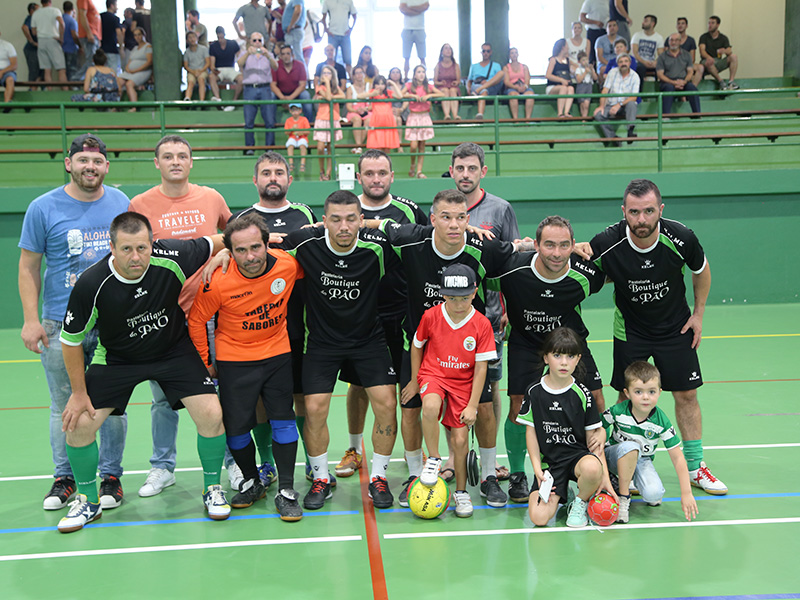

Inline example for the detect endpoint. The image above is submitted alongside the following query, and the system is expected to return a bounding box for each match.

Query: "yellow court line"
[0,359,40,364]
[588,333,800,344]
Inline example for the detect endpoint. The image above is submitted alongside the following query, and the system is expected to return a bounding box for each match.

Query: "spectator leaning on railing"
[0,29,18,109]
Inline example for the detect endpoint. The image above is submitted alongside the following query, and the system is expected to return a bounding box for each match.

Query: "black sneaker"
[231,478,266,508]
[275,488,303,522]
[368,476,394,508]
[43,476,76,510]
[480,475,508,507]
[508,472,530,504]
[398,476,415,508]
[303,478,332,510]
[99,476,123,509]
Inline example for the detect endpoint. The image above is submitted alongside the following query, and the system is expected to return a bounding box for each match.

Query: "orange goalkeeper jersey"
[188,249,303,363]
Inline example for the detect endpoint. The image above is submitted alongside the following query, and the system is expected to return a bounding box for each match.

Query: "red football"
[588,492,619,526]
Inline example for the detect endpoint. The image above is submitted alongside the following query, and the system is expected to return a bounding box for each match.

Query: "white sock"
[371,453,391,480]
[479,446,496,482]
[349,433,363,451]
[308,453,329,482]
[405,448,424,477]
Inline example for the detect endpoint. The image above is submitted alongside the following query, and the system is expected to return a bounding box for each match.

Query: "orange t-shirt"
[284,116,310,140]
[77,0,101,40]
[129,183,232,315]
[187,250,304,363]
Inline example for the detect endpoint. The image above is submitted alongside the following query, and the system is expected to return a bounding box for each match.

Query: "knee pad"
[226,433,252,450]
[271,419,299,445]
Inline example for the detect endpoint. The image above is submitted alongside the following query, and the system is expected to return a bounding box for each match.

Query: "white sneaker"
[617,496,631,523]
[420,456,441,487]
[203,484,231,520]
[211,96,222,102]
[138,468,176,497]
[58,495,102,533]
[689,461,728,495]
[227,463,244,491]
[223,105,236,112]
[454,490,473,518]
[566,497,589,527]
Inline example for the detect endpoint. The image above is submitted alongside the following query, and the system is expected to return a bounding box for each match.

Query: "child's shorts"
[286,137,308,148]
[419,378,471,430]
[530,450,599,504]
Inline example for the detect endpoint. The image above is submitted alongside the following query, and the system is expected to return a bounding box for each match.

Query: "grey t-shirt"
[235,3,270,39]
[656,49,692,80]
[184,45,209,70]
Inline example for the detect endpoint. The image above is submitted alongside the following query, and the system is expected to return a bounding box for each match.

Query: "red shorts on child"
[418,378,471,430]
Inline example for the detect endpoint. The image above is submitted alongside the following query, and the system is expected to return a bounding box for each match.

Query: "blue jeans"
[327,33,352,65]
[661,82,701,114]
[105,52,122,75]
[41,319,127,479]
[64,52,80,81]
[605,441,666,504]
[75,38,99,81]
[243,85,276,147]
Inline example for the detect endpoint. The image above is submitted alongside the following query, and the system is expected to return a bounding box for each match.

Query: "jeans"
[41,319,127,479]
[64,52,80,81]
[75,38,99,81]
[105,52,122,75]
[605,441,665,504]
[661,82,701,114]
[283,28,304,69]
[594,101,638,139]
[243,85,276,147]
[327,33,351,65]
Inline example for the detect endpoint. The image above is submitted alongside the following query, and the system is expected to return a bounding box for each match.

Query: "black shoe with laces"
[99,475,124,509]
[480,475,508,507]
[368,476,394,508]
[275,488,303,521]
[398,476,415,508]
[508,472,530,504]
[231,478,266,509]
[303,478,332,510]
[43,476,76,510]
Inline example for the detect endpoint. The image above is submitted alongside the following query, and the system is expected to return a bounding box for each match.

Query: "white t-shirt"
[322,0,357,36]
[580,0,610,31]
[402,0,427,30]
[31,6,63,39]
[631,31,664,63]
[0,39,17,70]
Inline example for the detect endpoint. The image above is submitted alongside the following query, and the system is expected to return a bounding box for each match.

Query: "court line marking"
[634,595,800,600]
[383,516,800,540]
[357,441,389,600]
[0,535,362,563]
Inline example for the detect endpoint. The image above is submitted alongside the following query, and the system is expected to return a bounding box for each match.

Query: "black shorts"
[290,336,304,394]
[85,339,216,415]
[507,343,603,396]
[339,315,406,386]
[529,449,599,504]
[216,353,295,436]
[611,330,702,392]
[303,339,395,395]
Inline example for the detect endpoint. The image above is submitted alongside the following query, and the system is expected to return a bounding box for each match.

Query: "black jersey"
[590,219,707,341]
[516,378,602,466]
[285,226,400,348]
[378,222,515,330]
[487,252,605,349]
[361,195,427,320]
[60,238,213,365]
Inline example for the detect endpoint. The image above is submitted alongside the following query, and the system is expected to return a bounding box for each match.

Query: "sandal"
[409,167,416,177]
[495,465,510,481]
[416,172,427,179]
[440,467,455,483]
[299,164,306,172]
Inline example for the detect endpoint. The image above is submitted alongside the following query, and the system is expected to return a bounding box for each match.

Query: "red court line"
[357,442,388,600]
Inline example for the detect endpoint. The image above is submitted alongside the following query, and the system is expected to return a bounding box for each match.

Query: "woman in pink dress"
[403,65,443,179]
[433,43,462,120]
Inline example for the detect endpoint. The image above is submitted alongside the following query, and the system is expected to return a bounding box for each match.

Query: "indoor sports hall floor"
[0,304,798,600]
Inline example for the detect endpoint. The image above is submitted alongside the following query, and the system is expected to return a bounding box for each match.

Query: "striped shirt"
[603,66,640,106]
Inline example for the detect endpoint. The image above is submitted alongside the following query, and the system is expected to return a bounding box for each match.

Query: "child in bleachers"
[284,103,309,172]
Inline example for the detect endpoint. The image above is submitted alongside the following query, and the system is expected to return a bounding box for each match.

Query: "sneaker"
[275,488,303,522]
[566,497,589,528]
[223,105,236,112]
[43,476,76,510]
[57,495,102,533]
[305,464,337,487]
[398,476,415,508]
[508,472,530,504]
[99,476,123,509]
[335,448,362,477]
[303,478,332,510]
[231,478,266,509]
[227,462,244,491]
[689,461,728,495]
[454,490,473,518]
[211,96,222,102]
[138,468,176,497]
[258,462,278,488]
[474,113,484,120]
[480,475,508,507]
[727,81,740,90]
[420,456,441,487]
[203,484,231,520]
[617,495,631,524]
[368,476,394,508]
[719,80,729,90]
[244,149,255,156]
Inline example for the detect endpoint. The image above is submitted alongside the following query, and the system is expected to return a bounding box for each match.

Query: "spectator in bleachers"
[321,0,357,79]
[433,43,461,120]
[62,2,80,80]
[502,47,534,120]
[122,8,136,53]
[282,0,305,65]
[99,0,123,75]
[344,64,370,154]
[593,52,639,145]
[355,45,379,84]
[579,0,609,64]
[75,0,101,82]
[403,64,442,178]
[271,0,286,47]
[657,33,700,115]
[131,0,151,44]
[185,9,208,47]
[545,39,575,118]
[466,42,503,120]
[698,15,738,90]
[595,19,622,84]
[400,1,428,80]
[366,75,400,153]
[610,0,632,43]
[603,38,637,77]
[209,27,242,110]
[387,66,408,128]
[271,43,314,122]
[183,31,210,102]
[566,21,590,68]
[314,43,347,89]
[22,3,43,84]
[116,27,151,112]
[238,31,278,155]
[631,14,663,83]
[233,0,271,44]
[301,7,319,67]
[677,17,703,86]
[284,102,309,171]
[313,64,345,180]
[0,29,18,109]
[574,50,597,117]
[71,49,119,104]
[31,0,67,85]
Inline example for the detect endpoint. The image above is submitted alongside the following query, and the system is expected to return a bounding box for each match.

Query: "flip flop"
[440,467,455,483]
[416,172,427,179]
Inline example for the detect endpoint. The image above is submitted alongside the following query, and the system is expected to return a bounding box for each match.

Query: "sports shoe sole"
[231,488,267,509]
[334,466,356,477]
[690,481,728,496]
[58,511,102,533]
[138,473,176,498]
[99,495,122,509]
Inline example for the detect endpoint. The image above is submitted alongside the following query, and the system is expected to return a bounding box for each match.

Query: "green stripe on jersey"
[91,340,108,366]
[462,245,487,303]
[604,402,681,459]
[570,382,590,411]
[60,307,99,346]
[390,199,415,224]
[150,257,189,285]
[567,269,591,315]
[294,203,315,223]
[357,239,386,279]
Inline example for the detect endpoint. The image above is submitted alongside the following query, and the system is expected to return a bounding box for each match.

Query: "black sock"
[272,440,298,491]
[228,440,258,483]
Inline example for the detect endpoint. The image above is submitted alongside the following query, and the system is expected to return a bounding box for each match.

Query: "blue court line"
[630,595,800,600]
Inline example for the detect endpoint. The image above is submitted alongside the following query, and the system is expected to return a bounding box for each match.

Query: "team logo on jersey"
[65,311,74,325]
[463,336,476,351]
[336,259,348,269]
[271,278,286,294]
[541,289,554,298]
[420,382,428,394]
[204,376,215,386]
[274,218,286,228]
[388,366,396,376]
[134,287,148,299]
[642,260,654,269]
[644,429,657,440]
[550,401,563,411]
[202,282,211,293]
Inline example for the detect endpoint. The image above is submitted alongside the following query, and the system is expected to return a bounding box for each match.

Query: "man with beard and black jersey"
[486,215,606,503]
[334,150,428,498]
[284,190,401,511]
[588,178,727,496]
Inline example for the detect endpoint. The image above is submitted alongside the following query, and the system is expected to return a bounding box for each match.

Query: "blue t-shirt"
[18,185,130,321]
[209,39,240,69]
[282,0,306,31]
[62,13,79,54]
[467,61,501,84]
